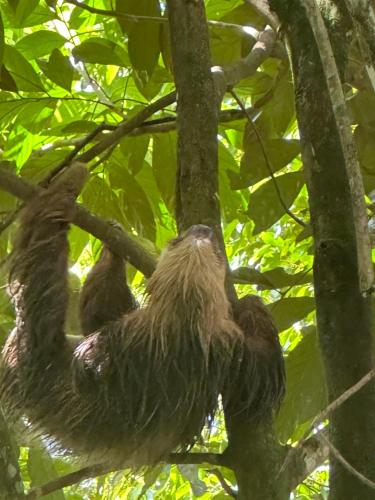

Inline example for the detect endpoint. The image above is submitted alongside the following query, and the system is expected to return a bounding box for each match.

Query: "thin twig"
[42,124,117,186]
[77,91,176,163]
[24,453,227,498]
[312,368,375,429]
[320,433,375,490]
[229,89,306,228]
[209,468,237,498]
[0,92,176,233]
[279,368,375,476]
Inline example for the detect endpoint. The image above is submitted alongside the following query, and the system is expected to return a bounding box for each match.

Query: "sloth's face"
[147,225,228,311]
[157,225,226,287]
[168,225,223,259]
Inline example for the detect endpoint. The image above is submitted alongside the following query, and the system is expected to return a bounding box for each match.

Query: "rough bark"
[166,1,286,498]
[0,408,24,499]
[166,0,221,236]
[269,1,375,498]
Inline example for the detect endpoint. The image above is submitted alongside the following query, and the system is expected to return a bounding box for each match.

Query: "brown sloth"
[0,163,284,466]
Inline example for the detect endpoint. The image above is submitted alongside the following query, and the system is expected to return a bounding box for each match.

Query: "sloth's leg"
[79,240,137,336]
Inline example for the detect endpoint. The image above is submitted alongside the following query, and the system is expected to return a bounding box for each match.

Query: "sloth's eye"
[168,236,183,247]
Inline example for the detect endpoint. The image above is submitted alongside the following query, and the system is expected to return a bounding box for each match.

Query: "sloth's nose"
[184,224,214,240]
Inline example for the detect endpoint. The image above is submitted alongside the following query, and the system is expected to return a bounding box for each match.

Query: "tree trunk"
[166,1,286,498]
[269,1,375,498]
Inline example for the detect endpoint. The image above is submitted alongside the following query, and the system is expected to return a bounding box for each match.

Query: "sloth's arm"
[9,164,88,363]
[224,295,285,420]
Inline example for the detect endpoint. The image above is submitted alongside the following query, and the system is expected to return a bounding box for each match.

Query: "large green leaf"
[15,30,66,59]
[0,65,17,91]
[355,125,375,177]
[232,266,312,289]
[120,134,150,175]
[255,66,295,137]
[116,0,161,77]
[28,448,65,500]
[349,90,375,130]
[276,327,327,442]
[8,0,39,25]
[247,171,305,233]
[72,38,129,66]
[218,141,245,221]
[3,45,44,91]
[268,296,315,332]
[109,162,156,241]
[239,136,300,188]
[82,175,126,227]
[38,49,74,91]
[152,132,177,211]
[0,11,4,70]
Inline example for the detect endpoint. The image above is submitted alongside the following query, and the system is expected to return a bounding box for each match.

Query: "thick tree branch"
[243,0,280,30]
[283,432,329,491]
[75,92,176,165]
[0,164,157,277]
[213,27,280,101]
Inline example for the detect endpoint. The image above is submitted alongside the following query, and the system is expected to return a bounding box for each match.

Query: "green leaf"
[0,11,4,70]
[239,136,300,188]
[82,176,125,226]
[9,0,39,25]
[38,49,74,91]
[61,120,97,134]
[120,134,150,175]
[109,163,156,241]
[247,171,304,234]
[116,0,161,77]
[210,27,242,66]
[152,132,177,211]
[133,65,172,100]
[10,4,56,28]
[276,327,327,442]
[355,125,375,177]
[256,67,295,137]
[268,296,315,332]
[232,266,312,289]
[0,64,17,91]
[219,142,245,221]
[16,30,66,59]
[72,38,129,66]
[3,45,44,92]
[28,448,65,500]
[349,90,375,130]
[15,98,55,133]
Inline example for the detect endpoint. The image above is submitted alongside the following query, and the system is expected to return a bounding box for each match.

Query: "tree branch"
[25,453,226,498]
[213,27,281,101]
[243,0,280,30]
[0,164,157,277]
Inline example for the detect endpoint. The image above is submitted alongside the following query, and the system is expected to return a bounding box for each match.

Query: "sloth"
[0,163,285,466]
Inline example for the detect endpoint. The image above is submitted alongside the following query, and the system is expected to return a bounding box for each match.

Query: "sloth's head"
[145,225,232,332]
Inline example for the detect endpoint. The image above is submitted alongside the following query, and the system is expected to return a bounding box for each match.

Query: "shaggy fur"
[0,164,248,465]
[79,242,137,336]
[223,296,285,420]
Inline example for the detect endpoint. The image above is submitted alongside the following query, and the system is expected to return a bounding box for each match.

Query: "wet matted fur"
[0,164,239,465]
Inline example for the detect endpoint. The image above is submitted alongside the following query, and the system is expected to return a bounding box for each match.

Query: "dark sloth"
[0,163,285,465]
